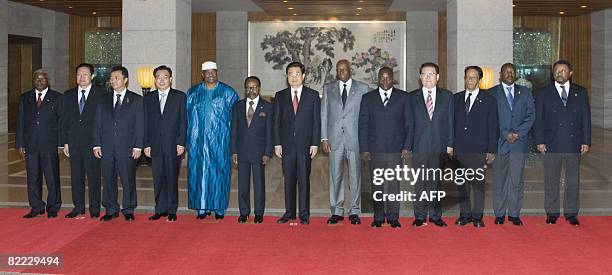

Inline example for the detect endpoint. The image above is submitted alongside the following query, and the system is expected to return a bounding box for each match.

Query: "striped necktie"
[426,90,433,120]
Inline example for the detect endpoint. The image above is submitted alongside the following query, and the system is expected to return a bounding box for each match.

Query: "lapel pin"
[518,91,521,95]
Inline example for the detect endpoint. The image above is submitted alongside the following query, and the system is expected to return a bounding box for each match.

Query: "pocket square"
[259,112,267,117]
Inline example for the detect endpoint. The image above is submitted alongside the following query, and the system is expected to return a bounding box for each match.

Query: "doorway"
[8,35,42,133]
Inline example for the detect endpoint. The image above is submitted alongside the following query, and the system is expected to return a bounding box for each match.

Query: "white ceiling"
[191,0,446,12]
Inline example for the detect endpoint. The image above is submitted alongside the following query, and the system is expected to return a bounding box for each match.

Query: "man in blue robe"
[186,61,239,219]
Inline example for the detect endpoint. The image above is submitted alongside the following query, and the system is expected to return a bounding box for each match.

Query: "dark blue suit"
[489,84,535,218]
[358,88,410,222]
[16,89,63,214]
[453,90,498,220]
[62,86,106,215]
[144,89,186,215]
[93,90,144,215]
[535,82,591,218]
[406,88,454,221]
[231,97,274,216]
[273,86,321,220]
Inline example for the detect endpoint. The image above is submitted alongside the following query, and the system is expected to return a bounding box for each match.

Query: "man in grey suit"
[489,63,535,226]
[321,59,369,225]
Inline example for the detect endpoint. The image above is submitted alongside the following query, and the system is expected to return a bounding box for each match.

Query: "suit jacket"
[93,90,145,157]
[273,86,321,155]
[534,83,591,153]
[406,87,454,154]
[231,97,274,162]
[489,84,535,154]
[321,79,369,152]
[143,89,187,157]
[358,87,411,154]
[453,90,499,154]
[62,86,106,153]
[16,89,63,153]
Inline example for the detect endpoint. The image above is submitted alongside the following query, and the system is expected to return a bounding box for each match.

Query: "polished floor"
[2,128,612,217]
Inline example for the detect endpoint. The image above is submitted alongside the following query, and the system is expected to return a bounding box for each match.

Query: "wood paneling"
[438,11,446,89]
[191,13,216,85]
[252,0,393,17]
[10,0,121,16]
[514,0,612,16]
[68,15,121,80]
[248,11,405,21]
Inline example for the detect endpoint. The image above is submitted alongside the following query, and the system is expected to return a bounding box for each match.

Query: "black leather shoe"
[196,213,209,219]
[412,219,426,227]
[23,210,44,219]
[254,215,263,224]
[47,212,58,218]
[389,220,402,228]
[149,213,167,221]
[455,217,471,226]
[124,214,135,221]
[276,215,295,224]
[214,213,224,220]
[300,218,310,225]
[566,216,580,226]
[238,215,248,223]
[167,214,177,222]
[100,213,119,221]
[371,220,383,227]
[431,218,448,227]
[473,219,485,228]
[495,217,505,225]
[326,215,344,224]
[349,215,361,225]
[90,212,100,218]
[508,216,524,226]
[546,216,557,224]
[65,210,85,219]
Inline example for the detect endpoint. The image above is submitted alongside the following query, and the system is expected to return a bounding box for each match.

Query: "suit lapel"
[81,88,96,116]
[250,101,264,128]
[511,86,522,111]
[431,90,443,121]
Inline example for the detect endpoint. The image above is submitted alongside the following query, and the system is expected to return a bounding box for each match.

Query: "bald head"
[33,69,49,91]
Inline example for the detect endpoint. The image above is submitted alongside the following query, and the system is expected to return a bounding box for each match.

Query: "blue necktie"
[506,86,514,111]
[79,90,86,114]
[114,94,122,116]
[561,85,568,106]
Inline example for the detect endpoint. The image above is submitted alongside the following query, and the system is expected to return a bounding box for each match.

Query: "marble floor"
[1,128,612,217]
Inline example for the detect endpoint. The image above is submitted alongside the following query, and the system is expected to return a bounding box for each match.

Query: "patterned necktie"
[561,85,568,106]
[465,92,472,113]
[341,83,347,107]
[426,90,433,120]
[160,93,167,114]
[292,90,299,114]
[383,92,389,106]
[506,86,514,111]
[79,90,86,114]
[114,94,122,115]
[36,92,42,108]
[247,100,255,127]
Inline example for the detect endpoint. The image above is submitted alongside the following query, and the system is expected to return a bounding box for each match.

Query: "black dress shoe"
[494,217,505,225]
[455,217,471,226]
[348,215,361,225]
[473,219,485,228]
[412,219,426,227]
[566,216,580,226]
[23,210,45,219]
[389,220,402,228]
[430,218,448,227]
[276,215,295,224]
[65,210,85,219]
[371,220,383,227]
[214,213,224,220]
[168,214,177,222]
[238,215,248,223]
[254,215,263,224]
[196,213,209,219]
[508,216,523,226]
[326,215,344,224]
[149,213,167,220]
[100,213,119,221]
[124,214,135,221]
[300,218,310,225]
[47,212,58,218]
[546,216,557,224]
[90,212,100,218]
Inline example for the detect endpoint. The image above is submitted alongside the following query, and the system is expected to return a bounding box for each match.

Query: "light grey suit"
[321,79,369,216]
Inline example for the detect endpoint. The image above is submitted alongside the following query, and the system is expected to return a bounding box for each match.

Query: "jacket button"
[464,127,467,130]
[79,119,82,122]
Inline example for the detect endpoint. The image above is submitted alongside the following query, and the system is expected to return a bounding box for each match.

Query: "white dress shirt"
[378,87,393,103]
[246,96,260,113]
[78,84,92,103]
[554,81,570,100]
[35,87,48,101]
[339,78,352,96]
[422,86,437,110]
[464,89,479,112]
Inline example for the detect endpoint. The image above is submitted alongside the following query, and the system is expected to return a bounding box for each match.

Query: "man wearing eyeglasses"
[273,61,321,225]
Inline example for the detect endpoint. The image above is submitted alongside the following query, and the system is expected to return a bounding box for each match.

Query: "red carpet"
[1,208,612,274]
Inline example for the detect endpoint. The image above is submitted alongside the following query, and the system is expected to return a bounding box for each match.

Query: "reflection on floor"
[2,128,612,217]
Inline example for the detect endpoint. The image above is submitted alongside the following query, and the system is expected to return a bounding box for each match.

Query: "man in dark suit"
[535,60,591,226]
[16,69,63,218]
[406,62,454,227]
[273,61,321,225]
[453,66,499,228]
[231,76,273,224]
[93,66,144,222]
[62,63,106,219]
[143,65,186,222]
[489,63,535,226]
[358,67,411,228]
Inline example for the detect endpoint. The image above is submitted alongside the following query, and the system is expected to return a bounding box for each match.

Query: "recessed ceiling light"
[283,0,288,3]
[92,11,97,15]
[355,13,361,16]
[68,6,73,9]
[559,11,565,15]
[293,13,297,16]
[357,7,363,10]
[288,7,294,10]
[580,5,587,8]
[512,4,516,7]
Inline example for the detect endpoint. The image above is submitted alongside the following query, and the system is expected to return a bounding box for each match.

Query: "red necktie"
[292,90,299,114]
[36,93,42,108]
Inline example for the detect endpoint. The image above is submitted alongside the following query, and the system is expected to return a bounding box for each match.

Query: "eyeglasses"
[420,72,437,78]
[245,86,259,90]
[288,72,302,77]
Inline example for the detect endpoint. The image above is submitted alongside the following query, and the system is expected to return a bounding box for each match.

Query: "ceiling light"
[559,11,565,15]
[580,5,587,8]
[512,4,516,7]
[355,13,361,16]
[283,0,288,2]
[293,13,297,16]
[288,7,294,10]
[68,6,73,9]
[92,11,97,15]
[357,7,363,10]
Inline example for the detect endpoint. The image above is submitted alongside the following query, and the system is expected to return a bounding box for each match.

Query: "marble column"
[406,11,438,92]
[591,9,612,129]
[0,0,7,184]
